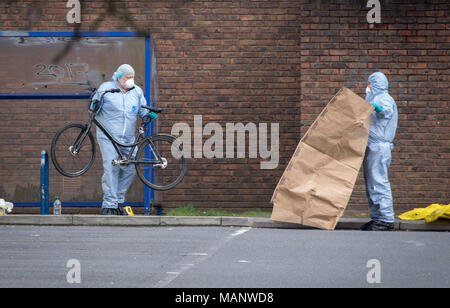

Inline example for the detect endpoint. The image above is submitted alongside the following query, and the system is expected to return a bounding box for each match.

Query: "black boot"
[360,220,375,231]
[364,220,395,231]
[117,203,129,216]
[101,207,120,215]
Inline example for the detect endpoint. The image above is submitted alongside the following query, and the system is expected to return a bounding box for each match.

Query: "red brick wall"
[298,1,449,214]
[0,0,448,215]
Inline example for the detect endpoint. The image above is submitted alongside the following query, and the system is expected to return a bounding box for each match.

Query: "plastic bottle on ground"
[53,196,62,215]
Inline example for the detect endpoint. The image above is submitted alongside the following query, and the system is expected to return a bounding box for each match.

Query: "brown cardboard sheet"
[271,88,374,230]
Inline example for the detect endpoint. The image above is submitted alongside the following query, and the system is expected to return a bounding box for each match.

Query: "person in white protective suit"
[93,64,158,215]
[361,72,398,231]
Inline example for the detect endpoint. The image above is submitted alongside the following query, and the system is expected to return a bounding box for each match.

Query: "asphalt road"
[0,225,448,288]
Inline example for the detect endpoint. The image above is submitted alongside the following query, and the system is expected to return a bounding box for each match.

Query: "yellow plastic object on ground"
[398,204,450,222]
[124,206,134,216]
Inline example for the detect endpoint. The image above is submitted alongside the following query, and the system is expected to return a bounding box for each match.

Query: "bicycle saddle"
[142,105,162,113]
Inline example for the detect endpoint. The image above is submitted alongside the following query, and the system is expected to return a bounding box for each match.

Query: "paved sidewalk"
[0,215,448,231]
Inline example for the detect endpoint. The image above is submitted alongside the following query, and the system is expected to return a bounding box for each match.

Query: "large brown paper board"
[271,88,374,230]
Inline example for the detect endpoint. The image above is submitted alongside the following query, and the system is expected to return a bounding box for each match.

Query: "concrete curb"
[161,216,221,226]
[0,215,448,231]
[72,215,161,226]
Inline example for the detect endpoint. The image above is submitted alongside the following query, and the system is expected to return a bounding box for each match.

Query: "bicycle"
[50,88,187,191]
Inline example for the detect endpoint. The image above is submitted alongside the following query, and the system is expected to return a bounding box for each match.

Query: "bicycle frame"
[74,110,163,167]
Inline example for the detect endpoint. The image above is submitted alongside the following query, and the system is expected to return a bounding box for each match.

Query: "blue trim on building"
[0,31,147,100]
[0,31,145,37]
[1,31,154,209]
[0,93,91,100]
[144,35,153,215]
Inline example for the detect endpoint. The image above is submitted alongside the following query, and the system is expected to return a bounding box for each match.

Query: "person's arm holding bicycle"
[89,86,121,113]
[137,87,158,121]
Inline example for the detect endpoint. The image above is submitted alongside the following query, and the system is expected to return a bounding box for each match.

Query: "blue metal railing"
[40,150,49,215]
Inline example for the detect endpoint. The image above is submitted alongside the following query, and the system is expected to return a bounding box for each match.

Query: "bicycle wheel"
[51,123,96,177]
[135,134,187,191]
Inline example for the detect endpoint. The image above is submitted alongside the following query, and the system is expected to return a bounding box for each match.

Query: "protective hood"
[368,72,389,96]
[365,71,398,145]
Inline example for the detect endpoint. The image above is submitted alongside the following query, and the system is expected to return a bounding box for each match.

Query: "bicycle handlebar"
[89,88,121,112]
[106,88,121,94]
[141,105,163,114]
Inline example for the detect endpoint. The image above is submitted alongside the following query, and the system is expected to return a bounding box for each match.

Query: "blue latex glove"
[370,102,383,113]
[149,111,158,120]
[90,99,100,112]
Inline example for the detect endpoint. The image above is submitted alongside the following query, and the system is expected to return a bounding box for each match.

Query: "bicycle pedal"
[112,159,128,167]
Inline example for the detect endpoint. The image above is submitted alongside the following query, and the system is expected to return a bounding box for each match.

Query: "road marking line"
[185,252,209,256]
[152,227,252,288]
[230,227,251,238]
[238,260,251,263]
